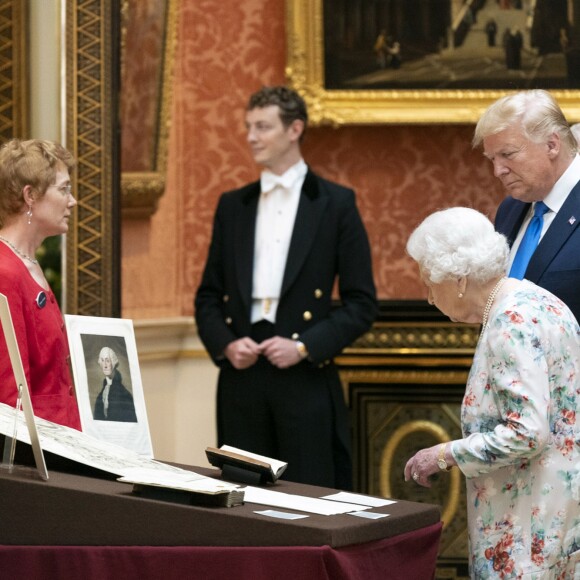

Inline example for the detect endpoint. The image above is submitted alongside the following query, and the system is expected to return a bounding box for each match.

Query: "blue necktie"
[509,201,550,279]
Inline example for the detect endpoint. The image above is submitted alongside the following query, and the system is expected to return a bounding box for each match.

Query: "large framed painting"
[286,0,580,124]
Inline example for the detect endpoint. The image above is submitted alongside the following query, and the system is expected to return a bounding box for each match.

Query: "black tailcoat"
[195,169,378,488]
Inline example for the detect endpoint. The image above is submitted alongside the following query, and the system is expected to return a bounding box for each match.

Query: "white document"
[118,468,240,494]
[254,510,309,520]
[0,402,184,477]
[242,486,370,516]
[321,491,396,507]
[348,511,390,520]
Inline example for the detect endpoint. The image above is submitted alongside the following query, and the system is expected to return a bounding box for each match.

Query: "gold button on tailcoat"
[303,311,312,321]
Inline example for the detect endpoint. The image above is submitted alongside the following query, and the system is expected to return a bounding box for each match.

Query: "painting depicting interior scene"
[324,0,580,89]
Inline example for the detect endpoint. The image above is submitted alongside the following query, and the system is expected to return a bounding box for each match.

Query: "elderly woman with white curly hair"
[404,207,580,579]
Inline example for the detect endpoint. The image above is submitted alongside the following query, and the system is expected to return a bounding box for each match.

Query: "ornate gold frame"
[66,0,120,317]
[380,419,462,530]
[0,0,27,141]
[286,0,580,125]
[64,0,178,314]
[120,0,178,218]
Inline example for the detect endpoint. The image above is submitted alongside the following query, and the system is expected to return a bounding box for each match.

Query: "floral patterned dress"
[451,280,580,579]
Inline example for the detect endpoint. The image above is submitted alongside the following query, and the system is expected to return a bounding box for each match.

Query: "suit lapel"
[281,170,327,296]
[235,183,260,311]
[501,201,530,247]
[526,182,580,281]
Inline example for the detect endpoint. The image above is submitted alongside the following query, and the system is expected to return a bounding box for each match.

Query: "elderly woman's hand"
[404,444,445,488]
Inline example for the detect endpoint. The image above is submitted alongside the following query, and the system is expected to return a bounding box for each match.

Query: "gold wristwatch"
[437,443,451,471]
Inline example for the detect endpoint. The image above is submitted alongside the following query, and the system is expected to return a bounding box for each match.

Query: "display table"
[0,463,441,580]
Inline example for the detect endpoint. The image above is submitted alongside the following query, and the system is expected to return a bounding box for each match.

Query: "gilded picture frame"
[120,0,178,218]
[286,0,580,125]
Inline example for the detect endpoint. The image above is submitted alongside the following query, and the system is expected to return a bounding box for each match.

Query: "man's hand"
[260,336,304,369]
[224,337,261,369]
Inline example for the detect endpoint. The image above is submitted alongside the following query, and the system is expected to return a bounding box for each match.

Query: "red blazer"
[0,245,81,430]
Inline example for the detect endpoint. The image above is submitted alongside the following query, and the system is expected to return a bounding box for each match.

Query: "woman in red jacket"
[0,139,81,430]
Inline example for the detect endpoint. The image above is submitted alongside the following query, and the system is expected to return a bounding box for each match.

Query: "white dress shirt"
[251,159,308,323]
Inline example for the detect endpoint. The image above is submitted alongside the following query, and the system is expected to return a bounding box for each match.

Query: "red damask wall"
[121,0,506,319]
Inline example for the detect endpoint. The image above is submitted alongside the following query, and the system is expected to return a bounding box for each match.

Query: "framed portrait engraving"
[65,315,153,457]
[286,0,580,124]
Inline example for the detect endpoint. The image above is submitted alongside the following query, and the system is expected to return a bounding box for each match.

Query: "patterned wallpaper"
[121,0,506,319]
[121,0,166,172]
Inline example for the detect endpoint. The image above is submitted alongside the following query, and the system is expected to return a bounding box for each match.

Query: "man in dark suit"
[195,86,377,489]
[93,347,137,423]
[473,89,580,320]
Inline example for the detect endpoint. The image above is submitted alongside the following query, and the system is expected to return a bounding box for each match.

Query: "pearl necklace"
[481,277,507,330]
[0,235,39,265]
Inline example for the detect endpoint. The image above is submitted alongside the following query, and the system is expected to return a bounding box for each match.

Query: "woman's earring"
[458,292,464,298]
[27,206,32,225]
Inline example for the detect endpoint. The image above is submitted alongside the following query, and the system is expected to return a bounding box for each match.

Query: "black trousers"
[216,322,352,489]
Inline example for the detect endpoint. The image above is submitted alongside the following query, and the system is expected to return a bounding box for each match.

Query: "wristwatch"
[437,443,451,471]
[295,341,309,359]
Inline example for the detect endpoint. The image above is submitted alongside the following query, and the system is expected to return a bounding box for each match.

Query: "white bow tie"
[260,171,295,194]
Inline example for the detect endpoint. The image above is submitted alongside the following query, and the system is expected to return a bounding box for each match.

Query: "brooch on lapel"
[569,216,577,225]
